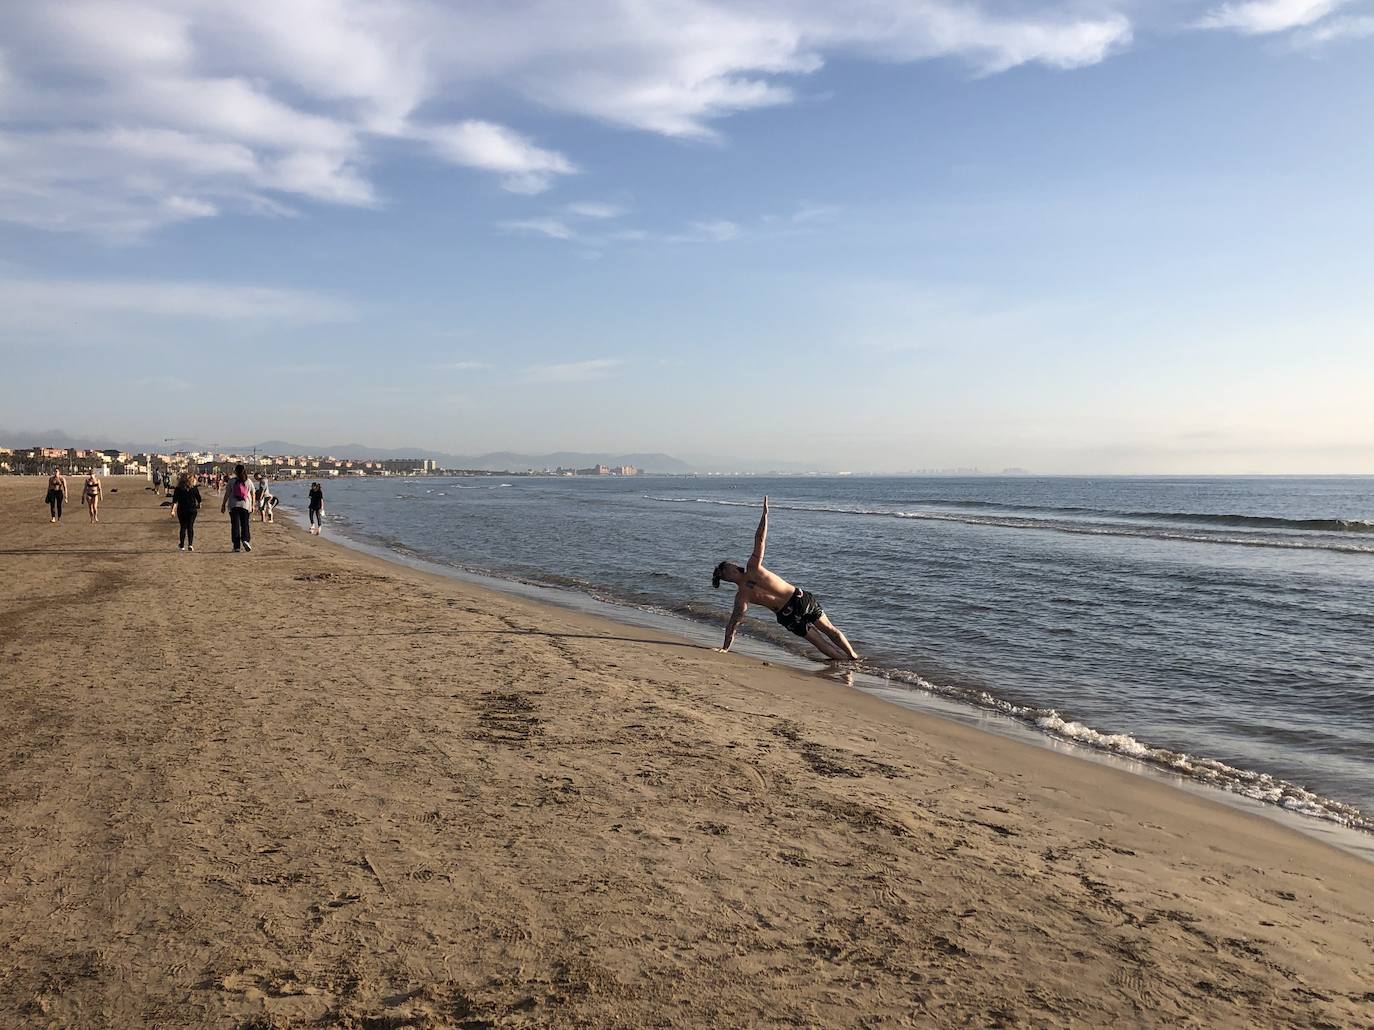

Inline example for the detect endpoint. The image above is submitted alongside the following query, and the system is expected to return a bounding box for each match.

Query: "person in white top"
[254,473,274,524]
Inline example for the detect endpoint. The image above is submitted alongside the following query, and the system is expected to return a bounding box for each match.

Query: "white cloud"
[1195,0,1346,33]
[1291,12,1374,41]
[424,120,575,194]
[565,201,627,219]
[499,218,578,241]
[500,214,744,248]
[790,202,842,224]
[0,0,1141,235]
[0,277,354,330]
[523,358,623,383]
[432,360,490,371]
[668,219,741,243]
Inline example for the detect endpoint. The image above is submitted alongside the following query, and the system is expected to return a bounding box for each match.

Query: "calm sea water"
[274,475,1374,834]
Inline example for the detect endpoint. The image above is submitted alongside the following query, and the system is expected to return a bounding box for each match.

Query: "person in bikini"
[82,472,102,522]
[712,496,860,662]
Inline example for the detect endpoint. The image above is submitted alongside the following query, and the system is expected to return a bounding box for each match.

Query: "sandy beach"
[1,475,1371,1028]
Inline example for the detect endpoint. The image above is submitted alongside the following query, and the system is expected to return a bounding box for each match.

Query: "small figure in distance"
[221,463,254,553]
[82,471,102,522]
[307,481,325,535]
[712,496,860,663]
[255,472,274,524]
[45,467,68,523]
[171,471,202,551]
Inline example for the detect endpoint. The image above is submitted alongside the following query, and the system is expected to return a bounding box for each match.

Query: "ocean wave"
[833,497,1374,534]
[874,669,1373,834]
[643,497,1374,555]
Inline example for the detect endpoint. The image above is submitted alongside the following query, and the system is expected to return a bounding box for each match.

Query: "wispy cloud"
[564,201,627,219]
[0,278,354,328]
[666,219,741,243]
[789,203,842,225]
[500,213,742,248]
[432,360,490,371]
[523,358,623,383]
[499,217,577,240]
[1194,0,1346,33]
[422,120,575,195]
[1291,11,1374,42]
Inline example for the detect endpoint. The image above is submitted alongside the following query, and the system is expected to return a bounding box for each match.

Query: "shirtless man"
[712,497,860,662]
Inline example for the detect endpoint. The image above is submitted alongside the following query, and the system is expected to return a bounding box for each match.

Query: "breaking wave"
[645,497,1374,554]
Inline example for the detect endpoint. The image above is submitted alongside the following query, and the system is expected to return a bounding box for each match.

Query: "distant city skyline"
[1,1,1371,474]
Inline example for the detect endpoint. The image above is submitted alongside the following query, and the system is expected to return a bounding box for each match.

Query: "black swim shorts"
[776,588,824,637]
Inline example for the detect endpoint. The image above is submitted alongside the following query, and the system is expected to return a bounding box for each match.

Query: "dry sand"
[1,475,1371,1028]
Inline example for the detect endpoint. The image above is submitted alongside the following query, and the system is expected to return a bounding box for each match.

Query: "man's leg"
[814,614,859,660]
[804,625,850,661]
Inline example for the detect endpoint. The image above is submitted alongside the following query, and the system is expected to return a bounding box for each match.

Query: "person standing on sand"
[82,472,102,522]
[712,496,861,662]
[256,473,274,524]
[307,481,325,534]
[221,463,254,553]
[45,468,68,523]
[171,472,202,551]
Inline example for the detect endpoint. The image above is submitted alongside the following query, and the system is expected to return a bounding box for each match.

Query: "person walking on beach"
[221,463,254,553]
[712,496,861,662]
[45,468,68,523]
[82,472,102,522]
[256,473,274,524]
[307,481,325,534]
[171,472,202,551]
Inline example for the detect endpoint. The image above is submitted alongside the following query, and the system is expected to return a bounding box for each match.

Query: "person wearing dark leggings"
[307,481,325,534]
[46,469,67,522]
[221,463,254,553]
[171,472,203,551]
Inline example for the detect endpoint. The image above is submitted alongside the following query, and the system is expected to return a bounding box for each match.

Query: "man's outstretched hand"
[762,495,769,513]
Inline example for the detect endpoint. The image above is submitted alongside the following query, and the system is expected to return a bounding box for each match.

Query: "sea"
[273,474,1374,847]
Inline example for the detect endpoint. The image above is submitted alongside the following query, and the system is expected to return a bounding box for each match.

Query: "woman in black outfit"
[170,472,203,551]
[307,481,325,534]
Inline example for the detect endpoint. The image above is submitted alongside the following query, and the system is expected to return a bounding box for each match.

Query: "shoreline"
[283,499,1374,862]
[3,476,1372,1026]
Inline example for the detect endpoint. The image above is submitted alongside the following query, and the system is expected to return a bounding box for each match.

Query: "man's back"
[739,563,795,611]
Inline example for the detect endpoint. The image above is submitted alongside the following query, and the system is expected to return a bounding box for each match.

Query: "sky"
[1,0,1372,474]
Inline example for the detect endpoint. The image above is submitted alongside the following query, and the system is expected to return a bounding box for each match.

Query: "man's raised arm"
[747,495,769,571]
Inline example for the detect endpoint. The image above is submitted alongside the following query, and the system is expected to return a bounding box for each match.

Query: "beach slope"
[1,477,1370,1027]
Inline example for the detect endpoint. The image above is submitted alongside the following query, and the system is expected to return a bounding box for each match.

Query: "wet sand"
[1,476,1371,1028]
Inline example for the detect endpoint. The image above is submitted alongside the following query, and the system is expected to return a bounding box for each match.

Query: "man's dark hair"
[712,561,734,589]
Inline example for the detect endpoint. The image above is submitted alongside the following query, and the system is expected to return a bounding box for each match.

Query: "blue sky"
[1,0,1371,472]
